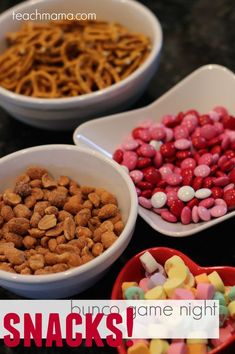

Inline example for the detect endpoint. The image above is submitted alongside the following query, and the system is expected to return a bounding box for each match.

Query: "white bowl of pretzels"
[0,0,162,130]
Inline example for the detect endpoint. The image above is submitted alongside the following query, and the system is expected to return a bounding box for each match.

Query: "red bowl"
[111,247,235,354]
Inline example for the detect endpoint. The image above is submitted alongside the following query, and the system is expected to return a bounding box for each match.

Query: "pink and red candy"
[113,107,235,224]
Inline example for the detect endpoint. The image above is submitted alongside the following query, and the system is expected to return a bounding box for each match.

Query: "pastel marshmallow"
[139,278,151,292]
[149,339,169,354]
[168,264,189,283]
[164,256,185,273]
[187,343,207,354]
[195,273,210,285]
[148,273,167,287]
[140,252,159,274]
[127,342,150,354]
[228,301,235,319]
[145,285,166,300]
[208,271,225,293]
[163,278,185,298]
[167,342,188,354]
[173,288,195,300]
[196,283,215,300]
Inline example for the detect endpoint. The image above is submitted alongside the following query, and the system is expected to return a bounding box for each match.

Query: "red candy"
[229,169,235,184]
[224,189,235,210]
[160,142,176,157]
[211,187,223,199]
[198,114,213,126]
[137,181,154,190]
[170,199,184,218]
[192,136,207,149]
[113,149,123,163]
[192,176,203,190]
[187,197,199,209]
[222,115,235,130]
[136,158,151,169]
[143,167,161,185]
[140,190,152,199]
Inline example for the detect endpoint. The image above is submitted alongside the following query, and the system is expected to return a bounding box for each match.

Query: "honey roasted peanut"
[0,167,124,275]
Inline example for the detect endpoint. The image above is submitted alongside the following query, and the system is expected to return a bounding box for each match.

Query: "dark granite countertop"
[0,0,235,353]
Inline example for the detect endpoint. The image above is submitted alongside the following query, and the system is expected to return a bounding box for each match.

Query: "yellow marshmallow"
[187,343,207,354]
[195,273,209,285]
[224,286,232,304]
[208,271,225,293]
[228,300,235,319]
[168,264,189,283]
[163,278,184,298]
[149,339,169,354]
[187,338,208,344]
[164,255,185,273]
[145,286,166,300]
[185,272,195,287]
[128,343,150,354]
[122,282,138,298]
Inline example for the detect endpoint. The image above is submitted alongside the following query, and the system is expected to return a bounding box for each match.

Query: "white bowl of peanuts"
[0,145,138,298]
[0,0,162,130]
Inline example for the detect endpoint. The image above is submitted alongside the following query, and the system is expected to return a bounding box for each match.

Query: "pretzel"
[0,20,151,98]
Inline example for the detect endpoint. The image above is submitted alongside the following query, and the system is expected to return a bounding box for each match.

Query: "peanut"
[101,231,118,249]
[64,217,75,240]
[13,204,32,219]
[26,166,48,180]
[42,173,57,188]
[38,214,57,230]
[28,254,45,270]
[7,217,30,235]
[98,204,118,219]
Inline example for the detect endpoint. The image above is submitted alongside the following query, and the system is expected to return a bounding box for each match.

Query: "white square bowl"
[73,64,235,237]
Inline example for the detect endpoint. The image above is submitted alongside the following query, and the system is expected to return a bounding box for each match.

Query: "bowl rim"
[0,0,162,108]
[0,144,138,283]
[111,247,235,354]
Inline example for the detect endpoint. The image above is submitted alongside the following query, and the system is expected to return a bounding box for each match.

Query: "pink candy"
[139,144,156,157]
[130,170,143,184]
[165,173,182,186]
[194,164,211,178]
[174,138,191,150]
[192,206,199,223]
[210,205,227,218]
[138,197,152,209]
[181,158,197,169]
[199,198,215,208]
[198,153,213,166]
[200,124,218,140]
[174,126,189,139]
[181,206,191,224]
[150,127,166,140]
[215,198,227,206]
[161,210,177,222]
[198,206,211,221]
[122,139,139,150]
[122,151,138,170]
[159,166,173,179]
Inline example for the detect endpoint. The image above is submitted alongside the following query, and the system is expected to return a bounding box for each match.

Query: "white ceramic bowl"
[0,145,138,298]
[0,0,162,130]
[73,64,235,237]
